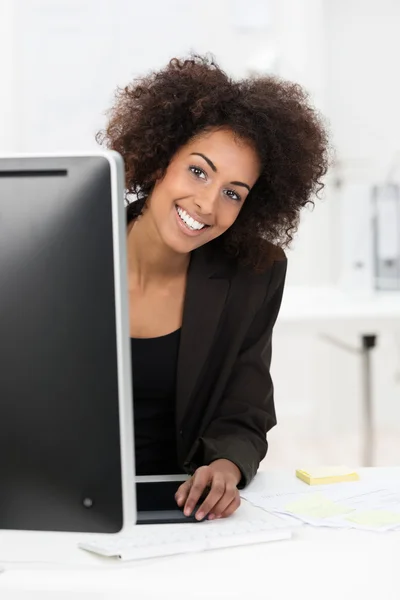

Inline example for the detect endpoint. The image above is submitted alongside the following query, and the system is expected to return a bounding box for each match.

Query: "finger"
[207,484,238,519]
[183,468,211,517]
[194,475,226,521]
[218,494,241,519]
[175,480,192,507]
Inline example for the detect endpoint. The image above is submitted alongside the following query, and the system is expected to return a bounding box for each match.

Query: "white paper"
[241,481,400,532]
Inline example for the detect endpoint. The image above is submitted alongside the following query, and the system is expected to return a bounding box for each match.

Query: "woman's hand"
[175,459,242,521]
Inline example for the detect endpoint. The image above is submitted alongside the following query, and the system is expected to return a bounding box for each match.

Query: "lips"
[174,205,210,237]
[176,206,207,230]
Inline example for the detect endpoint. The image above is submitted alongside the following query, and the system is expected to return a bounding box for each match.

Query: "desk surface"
[0,468,399,600]
[278,285,400,325]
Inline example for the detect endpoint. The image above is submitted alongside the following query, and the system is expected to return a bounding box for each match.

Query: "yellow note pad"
[296,466,359,486]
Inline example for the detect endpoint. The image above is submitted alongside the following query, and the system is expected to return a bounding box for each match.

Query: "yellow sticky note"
[345,510,400,528]
[296,466,359,485]
[285,493,352,518]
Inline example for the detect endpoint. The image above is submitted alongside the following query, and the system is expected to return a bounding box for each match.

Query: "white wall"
[270,0,400,468]
[0,0,17,152]
[6,0,281,152]
[325,0,400,443]
[326,0,400,169]
[273,0,338,287]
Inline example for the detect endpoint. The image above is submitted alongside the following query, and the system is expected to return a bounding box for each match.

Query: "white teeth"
[176,207,206,231]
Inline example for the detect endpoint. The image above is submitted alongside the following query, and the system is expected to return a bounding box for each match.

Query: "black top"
[130,329,183,475]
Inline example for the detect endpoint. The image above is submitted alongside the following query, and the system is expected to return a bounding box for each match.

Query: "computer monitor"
[0,152,135,533]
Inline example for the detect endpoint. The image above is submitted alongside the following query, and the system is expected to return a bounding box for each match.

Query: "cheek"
[216,204,242,231]
[153,174,191,209]
[149,182,175,217]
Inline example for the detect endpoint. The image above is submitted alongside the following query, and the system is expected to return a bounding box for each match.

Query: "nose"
[194,188,219,216]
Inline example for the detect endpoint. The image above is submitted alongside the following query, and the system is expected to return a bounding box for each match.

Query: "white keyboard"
[78,516,292,561]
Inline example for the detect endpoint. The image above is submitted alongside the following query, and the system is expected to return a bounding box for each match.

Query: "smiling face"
[143,128,261,254]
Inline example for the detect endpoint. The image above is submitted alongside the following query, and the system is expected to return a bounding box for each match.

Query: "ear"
[152,166,169,183]
[146,167,167,198]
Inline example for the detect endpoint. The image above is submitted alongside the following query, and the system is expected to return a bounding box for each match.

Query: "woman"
[97,55,329,521]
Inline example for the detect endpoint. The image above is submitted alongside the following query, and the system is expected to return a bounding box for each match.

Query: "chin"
[171,238,202,254]
[165,232,207,255]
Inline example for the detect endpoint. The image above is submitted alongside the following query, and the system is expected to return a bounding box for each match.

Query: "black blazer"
[175,240,287,488]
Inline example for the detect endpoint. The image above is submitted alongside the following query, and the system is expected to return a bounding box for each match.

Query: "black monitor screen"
[0,156,124,533]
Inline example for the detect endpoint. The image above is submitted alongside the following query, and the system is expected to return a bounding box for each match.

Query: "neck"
[127,215,189,287]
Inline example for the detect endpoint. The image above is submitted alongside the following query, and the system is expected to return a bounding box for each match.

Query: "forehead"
[178,129,261,179]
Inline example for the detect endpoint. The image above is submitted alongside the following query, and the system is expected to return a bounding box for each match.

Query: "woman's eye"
[224,189,241,202]
[189,166,206,179]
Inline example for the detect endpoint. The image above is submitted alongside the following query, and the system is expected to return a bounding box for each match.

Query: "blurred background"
[1,0,399,468]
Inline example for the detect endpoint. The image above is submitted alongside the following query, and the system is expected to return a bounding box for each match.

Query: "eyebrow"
[190,152,251,192]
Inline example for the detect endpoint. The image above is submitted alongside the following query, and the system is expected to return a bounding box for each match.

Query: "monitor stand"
[135,477,204,524]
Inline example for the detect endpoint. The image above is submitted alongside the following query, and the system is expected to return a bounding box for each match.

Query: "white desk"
[0,468,399,600]
[276,286,400,466]
[277,286,400,326]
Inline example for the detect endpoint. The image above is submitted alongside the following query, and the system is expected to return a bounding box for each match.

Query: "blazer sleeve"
[194,255,287,488]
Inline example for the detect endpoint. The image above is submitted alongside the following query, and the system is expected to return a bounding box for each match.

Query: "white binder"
[372,183,400,290]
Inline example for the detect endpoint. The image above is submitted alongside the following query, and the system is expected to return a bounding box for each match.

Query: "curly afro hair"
[96,54,330,271]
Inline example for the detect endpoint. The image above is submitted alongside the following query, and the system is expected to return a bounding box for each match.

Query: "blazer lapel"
[176,246,231,428]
